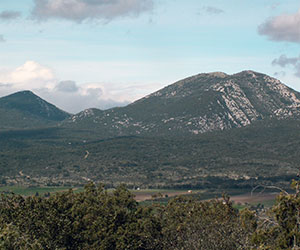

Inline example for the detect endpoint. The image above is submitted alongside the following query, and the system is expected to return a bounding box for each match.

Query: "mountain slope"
[63,71,300,137]
[0,90,70,129]
[1,72,300,188]
[1,119,299,188]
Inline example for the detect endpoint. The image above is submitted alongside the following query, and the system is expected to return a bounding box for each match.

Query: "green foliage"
[1,119,300,189]
[0,186,77,196]
[1,72,300,189]
[252,181,300,249]
[0,183,162,250]
[0,223,43,249]
[159,195,253,250]
[1,183,300,249]
[0,91,70,130]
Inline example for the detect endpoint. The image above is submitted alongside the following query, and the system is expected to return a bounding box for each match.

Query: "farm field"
[230,192,278,206]
[0,186,279,208]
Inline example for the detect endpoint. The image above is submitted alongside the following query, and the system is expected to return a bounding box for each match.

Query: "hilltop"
[62,70,300,138]
[0,90,70,129]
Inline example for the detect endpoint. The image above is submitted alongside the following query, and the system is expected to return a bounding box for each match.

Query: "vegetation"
[0,91,70,130]
[252,180,300,249]
[0,182,300,249]
[1,73,300,190]
[0,186,82,196]
[0,184,162,249]
[0,119,299,189]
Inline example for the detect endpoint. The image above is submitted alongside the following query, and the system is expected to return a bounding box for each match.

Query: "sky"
[0,0,300,113]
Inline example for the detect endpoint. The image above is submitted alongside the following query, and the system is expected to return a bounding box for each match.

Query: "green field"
[0,186,191,199]
[0,186,83,196]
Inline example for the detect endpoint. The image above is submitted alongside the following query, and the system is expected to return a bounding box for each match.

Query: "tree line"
[0,182,300,249]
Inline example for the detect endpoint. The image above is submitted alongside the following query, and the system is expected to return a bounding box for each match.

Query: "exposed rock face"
[64,70,300,136]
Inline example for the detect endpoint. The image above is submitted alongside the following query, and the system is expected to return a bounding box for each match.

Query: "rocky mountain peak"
[62,71,300,137]
[206,72,228,78]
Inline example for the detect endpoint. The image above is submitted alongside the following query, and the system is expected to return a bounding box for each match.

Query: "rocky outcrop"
[64,71,300,136]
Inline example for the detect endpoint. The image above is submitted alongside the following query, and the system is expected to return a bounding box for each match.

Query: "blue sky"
[0,0,300,113]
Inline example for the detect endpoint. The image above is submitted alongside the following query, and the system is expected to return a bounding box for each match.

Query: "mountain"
[1,71,300,189]
[0,90,70,129]
[63,70,300,137]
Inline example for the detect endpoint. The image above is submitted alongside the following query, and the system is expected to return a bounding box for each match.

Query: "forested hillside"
[0,119,299,189]
[1,71,300,190]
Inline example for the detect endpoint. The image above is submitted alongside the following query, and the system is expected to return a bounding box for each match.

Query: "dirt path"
[133,191,189,202]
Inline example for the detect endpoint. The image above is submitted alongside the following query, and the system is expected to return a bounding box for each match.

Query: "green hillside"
[0,90,70,129]
[1,72,300,189]
[0,119,299,189]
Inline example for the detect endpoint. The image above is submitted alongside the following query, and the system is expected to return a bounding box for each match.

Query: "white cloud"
[32,0,154,22]
[11,61,54,83]
[0,61,56,90]
[258,9,300,43]
[0,61,133,113]
[39,84,130,113]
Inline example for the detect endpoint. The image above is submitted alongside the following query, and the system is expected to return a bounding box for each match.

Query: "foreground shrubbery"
[0,182,300,249]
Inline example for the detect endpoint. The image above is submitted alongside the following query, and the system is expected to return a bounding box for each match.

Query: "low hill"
[0,91,70,129]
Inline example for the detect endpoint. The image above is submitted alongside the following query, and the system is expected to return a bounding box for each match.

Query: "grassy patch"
[0,186,82,196]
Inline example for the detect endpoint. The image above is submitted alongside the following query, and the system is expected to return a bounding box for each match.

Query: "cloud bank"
[258,9,300,43]
[0,11,21,21]
[32,0,154,22]
[272,54,300,77]
[0,61,130,113]
[55,80,78,93]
